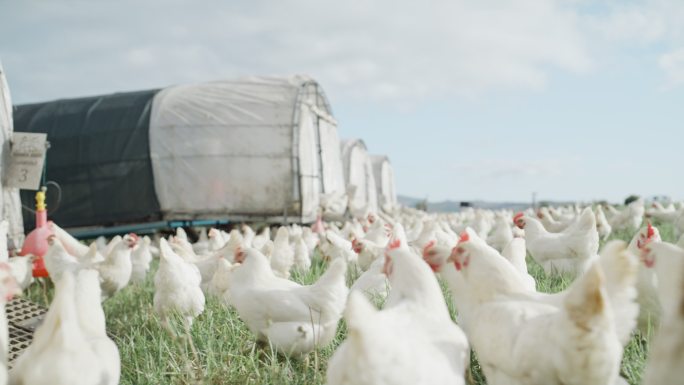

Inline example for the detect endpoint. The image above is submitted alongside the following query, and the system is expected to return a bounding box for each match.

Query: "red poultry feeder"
[18,188,52,277]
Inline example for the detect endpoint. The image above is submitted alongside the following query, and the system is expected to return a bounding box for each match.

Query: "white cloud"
[589,7,666,43]
[0,0,593,104]
[580,1,684,87]
[659,48,684,87]
[5,0,684,102]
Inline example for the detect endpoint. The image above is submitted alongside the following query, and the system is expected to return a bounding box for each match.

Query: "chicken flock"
[0,197,683,384]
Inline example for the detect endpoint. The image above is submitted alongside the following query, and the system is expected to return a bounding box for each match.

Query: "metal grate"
[6,298,47,331]
[5,297,48,368]
[4,297,115,367]
[7,324,34,368]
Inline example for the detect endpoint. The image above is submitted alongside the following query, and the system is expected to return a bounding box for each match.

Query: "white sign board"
[6,133,47,190]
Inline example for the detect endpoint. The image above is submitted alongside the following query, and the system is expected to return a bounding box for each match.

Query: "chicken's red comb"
[2,274,19,301]
[128,233,139,241]
[459,231,469,243]
[388,238,401,250]
[513,212,524,222]
[351,238,363,253]
[422,240,436,257]
[647,222,655,238]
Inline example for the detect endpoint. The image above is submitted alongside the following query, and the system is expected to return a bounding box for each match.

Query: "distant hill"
[397,195,576,212]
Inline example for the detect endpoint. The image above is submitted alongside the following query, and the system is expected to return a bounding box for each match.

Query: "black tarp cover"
[13,89,162,228]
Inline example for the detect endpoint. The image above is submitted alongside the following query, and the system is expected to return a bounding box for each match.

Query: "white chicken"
[446,232,628,385]
[292,234,311,272]
[422,238,455,274]
[629,223,663,333]
[270,226,295,278]
[168,237,220,291]
[130,235,153,283]
[154,238,205,328]
[434,228,638,347]
[241,225,256,248]
[175,226,189,242]
[103,235,123,257]
[49,222,90,258]
[352,222,391,270]
[352,237,386,271]
[327,238,468,385]
[469,209,492,240]
[209,229,244,263]
[641,241,684,385]
[411,220,442,251]
[94,233,136,300]
[188,253,225,292]
[7,256,34,290]
[515,207,599,277]
[78,242,105,265]
[320,230,357,265]
[536,206,573,232]
[645,201,680,223]
[9,271,109,385]
[95,236,108,253]
[363,219,391,246]
[301,226,319,255]
[251,226,271,251]
[640,240,684,322]
[501,237,536,291]
[230,247,347,355]
[74,269,120,385]
[43,236,81,282]
[405,219,424,243]
[349,257,390,300]
[207,258,237,301]
[340,221,364,245]
[595,205,613,240]
[169,233,196,262]
[549,205,578,222]
[191,227,210,255]
[486,215,514,252]
[207,228,226,252]
[259,240,274,260]
[603,204,620,221]
[608,198,645,233]
[288,223,303,242]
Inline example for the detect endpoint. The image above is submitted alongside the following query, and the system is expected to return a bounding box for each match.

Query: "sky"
[1,0,683,203]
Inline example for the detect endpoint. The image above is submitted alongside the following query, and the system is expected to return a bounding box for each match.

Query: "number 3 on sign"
[18,169,28,182]
[7,133,48,190]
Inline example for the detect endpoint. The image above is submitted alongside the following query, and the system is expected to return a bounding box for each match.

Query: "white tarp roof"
[370,155,397,213]
[149,75,346,223]
[340,138,378,218]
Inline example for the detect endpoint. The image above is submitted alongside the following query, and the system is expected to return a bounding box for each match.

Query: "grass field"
[24,221,675,385]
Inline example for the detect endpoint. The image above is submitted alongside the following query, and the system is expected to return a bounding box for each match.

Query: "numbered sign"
[6,133,48,190]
